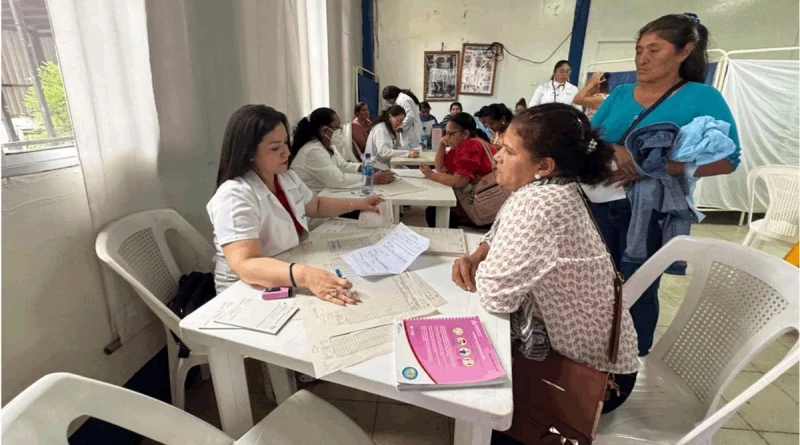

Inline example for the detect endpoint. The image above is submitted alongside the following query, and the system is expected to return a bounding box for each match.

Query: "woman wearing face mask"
[528,60,580,107]
[365,105,419,170]
[290,107,394,193]
[420,113,497,228]
[585,13,740,357]
[452,106,640,437]
[208,105,384,300]
[382,86,423,150]
[483,103,513,149]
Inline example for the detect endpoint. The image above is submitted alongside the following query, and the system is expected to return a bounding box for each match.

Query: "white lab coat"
[529,81,580,108]
[395,92,423,149]
[365,122,407,170]
[291,140,361,192]
[207,169,314,293]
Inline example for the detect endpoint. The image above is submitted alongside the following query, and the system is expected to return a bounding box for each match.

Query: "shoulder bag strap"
[476,138,497,169]
[576,185,624,364]
[616,80,687,145]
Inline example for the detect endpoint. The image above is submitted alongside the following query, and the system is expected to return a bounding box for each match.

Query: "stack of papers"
[310,219,468,256]
[200,298,298,335]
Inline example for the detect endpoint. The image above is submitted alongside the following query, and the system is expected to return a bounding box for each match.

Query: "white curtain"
[48,0,165,343]
[50,0,334,346]
[694,59,800,212]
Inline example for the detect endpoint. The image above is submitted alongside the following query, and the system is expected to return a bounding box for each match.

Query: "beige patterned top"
[476,180,640,374]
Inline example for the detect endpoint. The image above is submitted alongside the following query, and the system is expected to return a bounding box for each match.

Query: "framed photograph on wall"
[458,43,497,96]
[423,51,460,102]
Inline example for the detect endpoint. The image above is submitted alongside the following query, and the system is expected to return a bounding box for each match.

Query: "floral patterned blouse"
[475,179,640,374]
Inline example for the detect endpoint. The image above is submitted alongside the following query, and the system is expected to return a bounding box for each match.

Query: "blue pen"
[335,269,344,278]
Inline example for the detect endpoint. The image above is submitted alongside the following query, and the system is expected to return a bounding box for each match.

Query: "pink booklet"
[394,316,507,389]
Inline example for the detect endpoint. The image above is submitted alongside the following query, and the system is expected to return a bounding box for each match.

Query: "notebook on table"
[393,316,507,389]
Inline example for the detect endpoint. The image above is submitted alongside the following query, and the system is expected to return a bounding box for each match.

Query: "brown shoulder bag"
[454,139,511,226]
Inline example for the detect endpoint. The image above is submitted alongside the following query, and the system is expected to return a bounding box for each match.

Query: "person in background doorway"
[351,102,372,162]
[574,72,611,120]
[483,103,513,149]
[419,101,438,125]
[290,107,394,193]
[529,60,580,107]
[514,98,527,115]
[420,113,497,228]
[382,85,423,149]
[365,105,418,170]
[586,13,740,357]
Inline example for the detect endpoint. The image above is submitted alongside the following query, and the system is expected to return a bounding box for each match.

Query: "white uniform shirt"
[291,140,361,192]
[365,122,407,170]
[395,92,423,149]
[207,169,313,293]
[529,81,580,108]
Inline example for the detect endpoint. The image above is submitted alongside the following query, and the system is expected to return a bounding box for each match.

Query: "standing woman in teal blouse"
[584,13,740,357]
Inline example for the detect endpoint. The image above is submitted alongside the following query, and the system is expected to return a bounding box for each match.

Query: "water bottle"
[421,132,430,151]
[361,153,374,195]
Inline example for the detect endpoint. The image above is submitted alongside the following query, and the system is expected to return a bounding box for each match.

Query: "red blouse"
[444,138,496,181]
[273,175,304,236]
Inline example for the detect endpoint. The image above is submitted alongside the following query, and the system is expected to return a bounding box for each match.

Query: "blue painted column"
[568,0,591,85]
[361,0,374,75]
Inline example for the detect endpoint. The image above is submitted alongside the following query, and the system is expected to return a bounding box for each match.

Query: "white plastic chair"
[340,121,363,163]
[596,236,799,444]
[1,373,374,445]
[743,165,800,247]
[95,208,214,409]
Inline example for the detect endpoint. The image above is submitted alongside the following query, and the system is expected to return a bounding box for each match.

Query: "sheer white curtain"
[48,0,165,343]
[50,0,335,346]
[695,59,800,212]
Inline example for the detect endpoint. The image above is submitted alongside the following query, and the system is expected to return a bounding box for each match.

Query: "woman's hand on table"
[295,264,358,306]
[419,163,434,178]
[408,151,420,158]
[607,144,640,186]
[452,255,479,292]
[374,170,395,184]
[354,194,384,213]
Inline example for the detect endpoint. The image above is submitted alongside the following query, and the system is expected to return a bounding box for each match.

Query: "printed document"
[374,179,426,196]
[341,223,430,276]
[213,298,298,334]
[408,227,467,256]
[358,199,394,228]
[308,325,394,378]
[391,169,426,179]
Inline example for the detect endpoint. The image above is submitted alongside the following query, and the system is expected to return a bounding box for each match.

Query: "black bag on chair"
[167,272,216,358]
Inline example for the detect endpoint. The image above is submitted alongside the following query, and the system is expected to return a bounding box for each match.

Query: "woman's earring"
[534,174,542,180]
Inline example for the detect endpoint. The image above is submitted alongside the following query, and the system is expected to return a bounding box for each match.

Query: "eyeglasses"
[556,69,572,74]
[445,129,465,137]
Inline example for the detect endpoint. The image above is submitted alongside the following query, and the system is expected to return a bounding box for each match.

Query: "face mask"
[325,126,345,148]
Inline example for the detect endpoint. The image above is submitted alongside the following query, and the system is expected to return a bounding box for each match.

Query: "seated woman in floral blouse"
[452,104,640,423]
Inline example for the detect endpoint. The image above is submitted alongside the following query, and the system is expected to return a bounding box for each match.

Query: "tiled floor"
[143,212,798,445]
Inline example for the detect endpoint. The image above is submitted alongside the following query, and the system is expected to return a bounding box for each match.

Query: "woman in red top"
[420,113,497,228]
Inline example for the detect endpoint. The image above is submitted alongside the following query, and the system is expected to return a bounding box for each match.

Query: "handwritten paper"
[340,223,430,276]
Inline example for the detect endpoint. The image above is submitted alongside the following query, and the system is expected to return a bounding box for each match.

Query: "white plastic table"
[317,176,456,228]
[179,234,512,445]
[391,150,436,167]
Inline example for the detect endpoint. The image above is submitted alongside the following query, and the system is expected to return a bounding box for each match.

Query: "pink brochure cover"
[403,316,506,385]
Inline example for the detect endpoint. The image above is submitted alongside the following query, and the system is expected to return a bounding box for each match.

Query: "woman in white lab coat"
[290,107,394,193]
[207,104,383,304]
[382,85,423,149]
[364,105,418,170]
[528,60,580,107]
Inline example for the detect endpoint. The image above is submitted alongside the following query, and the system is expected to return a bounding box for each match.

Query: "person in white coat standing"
[290,107,395,192]
[529,60,580,108]
[382,85,423,150]
[365,105,418,170]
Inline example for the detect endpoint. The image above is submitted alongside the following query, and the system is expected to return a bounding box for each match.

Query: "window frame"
[2,143,79,178]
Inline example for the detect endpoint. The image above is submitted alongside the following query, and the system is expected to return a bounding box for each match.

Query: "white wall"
[375,0,576,119]
[1,168,165,405]
[581,1,800,81]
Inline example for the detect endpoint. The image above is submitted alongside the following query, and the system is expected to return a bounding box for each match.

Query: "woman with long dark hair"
[482,103,513,149]
[290,107,393,192]
[528,60,579,107]
[365,105,419,170]
[419,113,497,228]
[585,13,740,356]
[208,105,383,300]
[382,85,423,150]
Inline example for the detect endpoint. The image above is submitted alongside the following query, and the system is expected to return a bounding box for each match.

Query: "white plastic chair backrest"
[95,208,215,335]
[747,165,800,239]
[1,373,233,445]
[623,236,799,416]
[337,122,359,163]
[677,347,800,445]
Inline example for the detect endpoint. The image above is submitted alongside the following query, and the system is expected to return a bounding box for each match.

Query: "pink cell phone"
[262,287,293,300]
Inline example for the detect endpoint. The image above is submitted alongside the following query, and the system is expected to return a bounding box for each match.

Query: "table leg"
[207,347,253,438]
[393,205,401,224]
[453,420,492,445]
[435,206,451,228]
[266,363,297,404]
